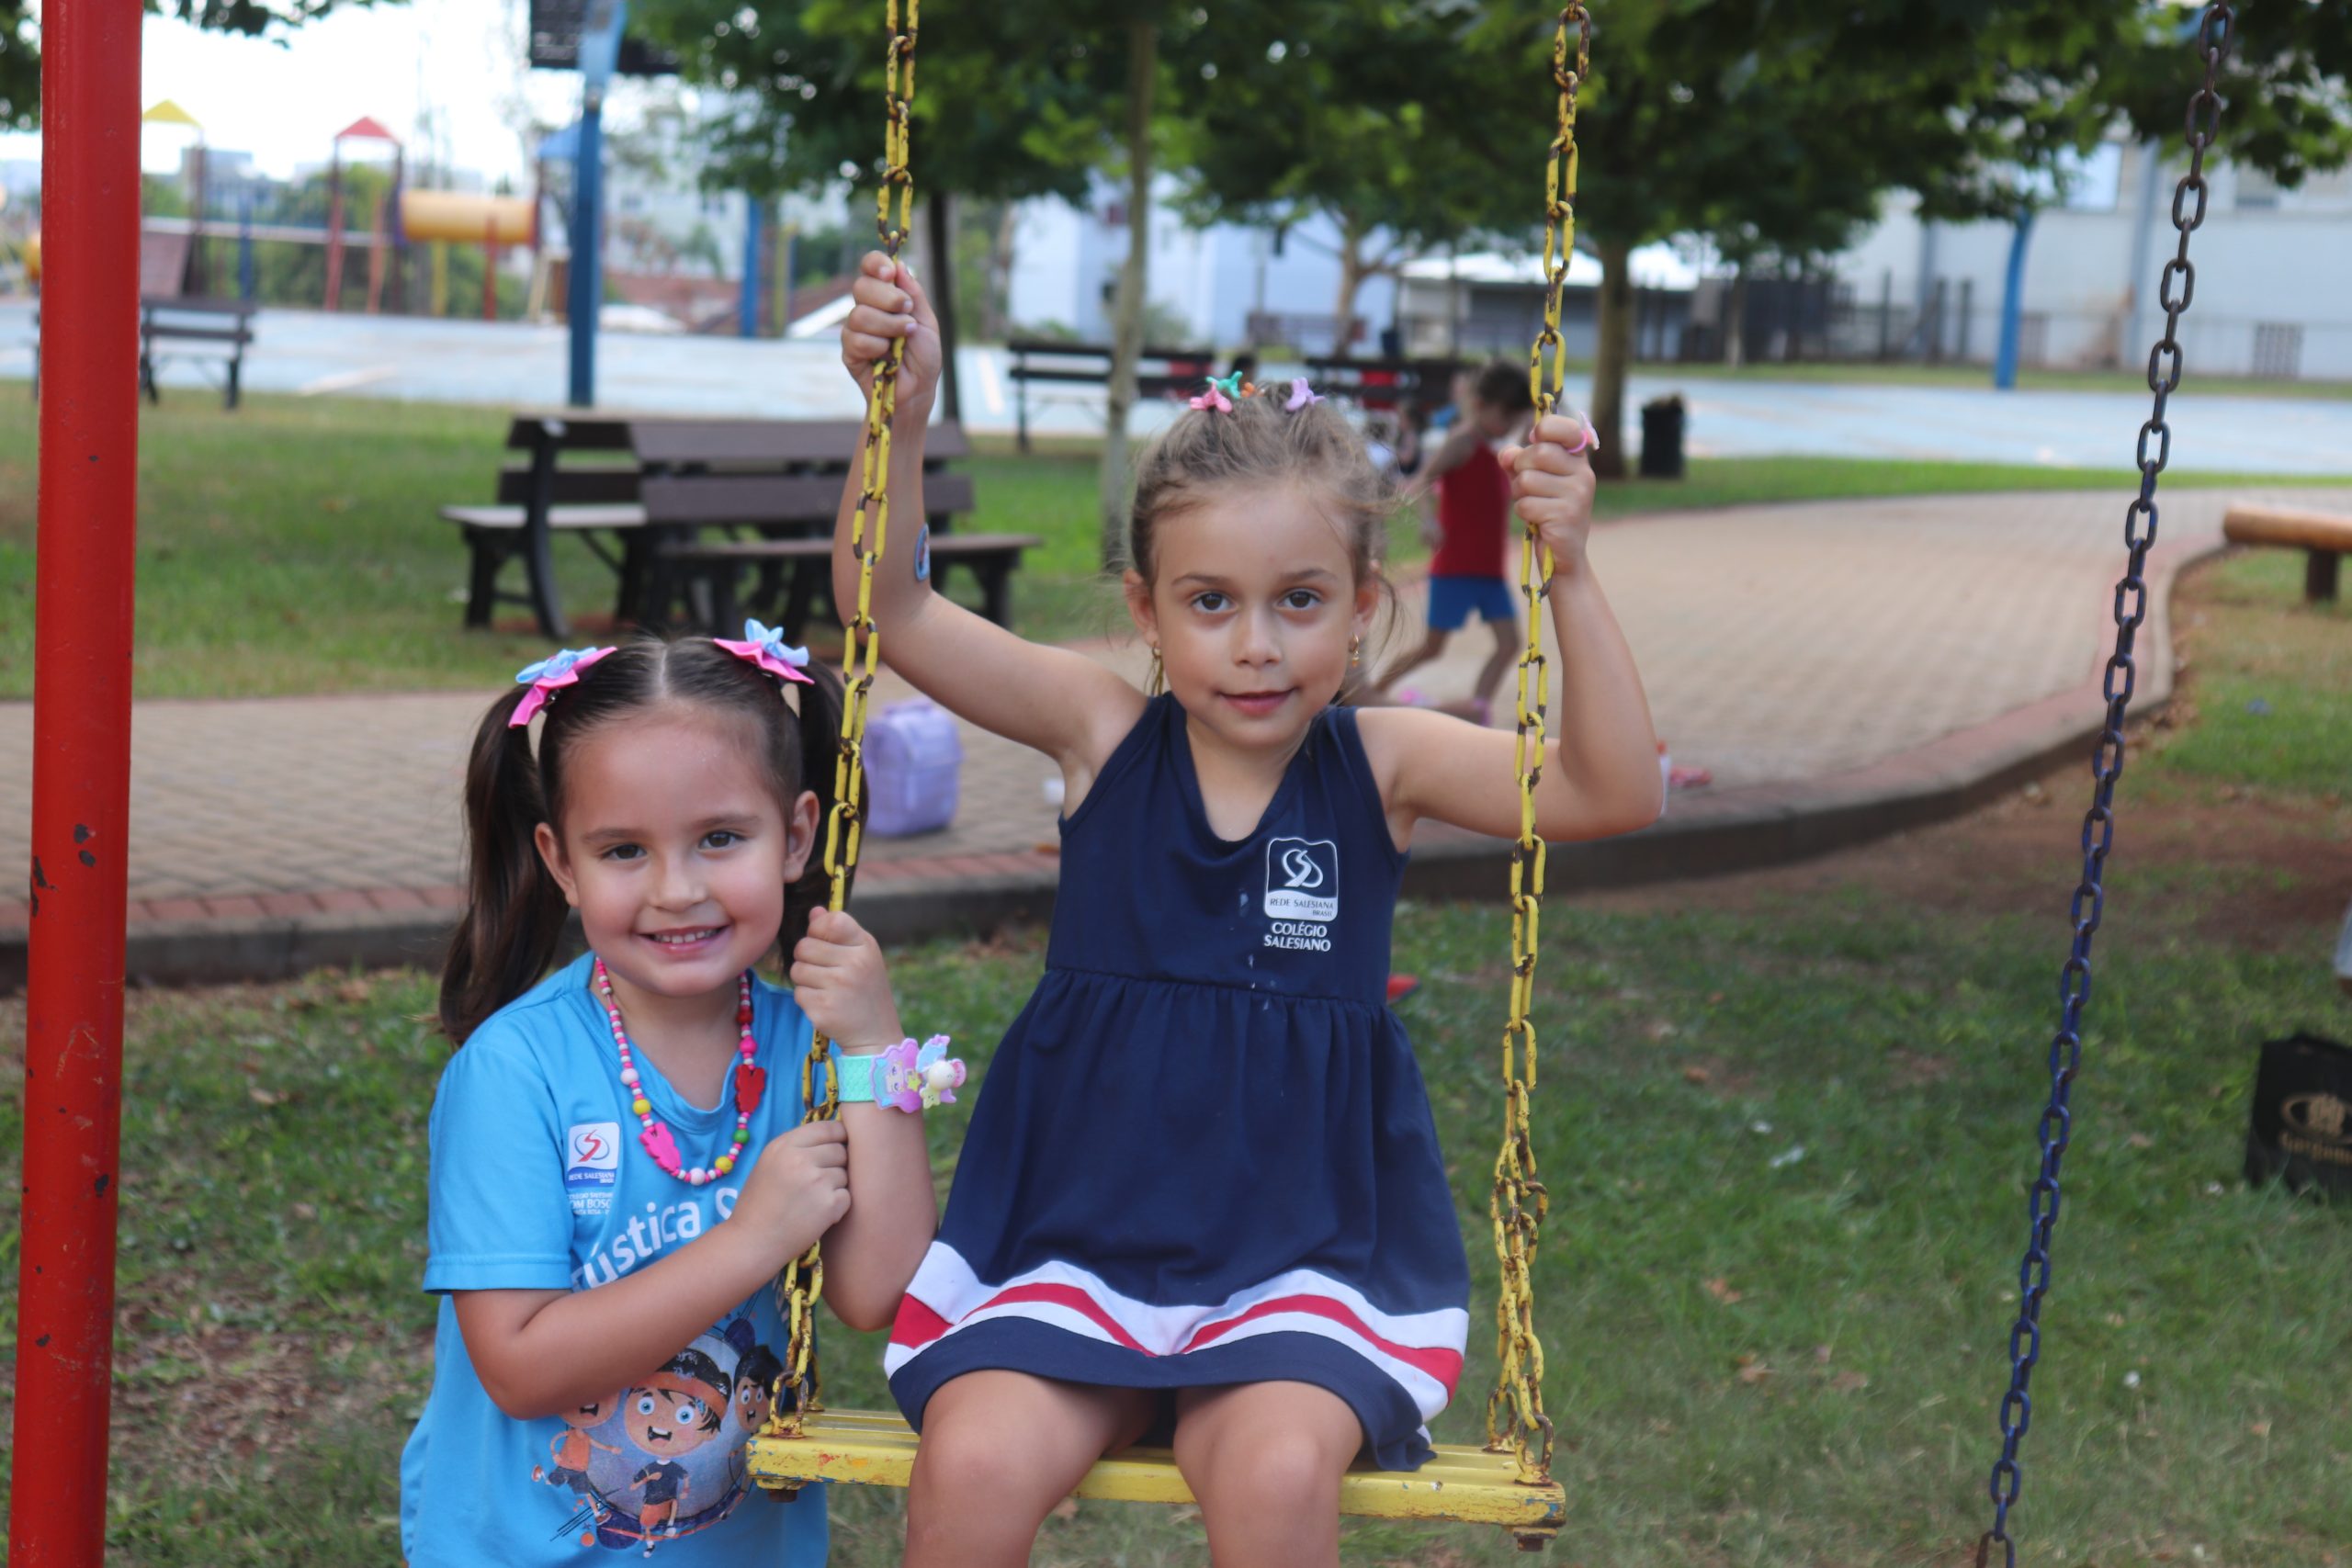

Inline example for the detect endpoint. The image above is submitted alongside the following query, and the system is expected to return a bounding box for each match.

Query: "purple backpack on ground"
[863,698,963,837]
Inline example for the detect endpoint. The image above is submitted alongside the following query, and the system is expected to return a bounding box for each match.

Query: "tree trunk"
[1588,236,1634,481]
[1099,15,1159,570]
[981,201,1018,342]
[925,193,963,423]
[1724,263,1749,369]
[1332,215,1366,356]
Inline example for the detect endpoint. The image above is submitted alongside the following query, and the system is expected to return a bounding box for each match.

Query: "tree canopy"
[0,0,398,130]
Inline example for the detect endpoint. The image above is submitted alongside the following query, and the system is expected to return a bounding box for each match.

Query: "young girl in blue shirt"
[840,255,1661,1568]
[401,633,943,1565]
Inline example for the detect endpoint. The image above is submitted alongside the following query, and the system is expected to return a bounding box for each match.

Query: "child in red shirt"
[1375,361,1537,721]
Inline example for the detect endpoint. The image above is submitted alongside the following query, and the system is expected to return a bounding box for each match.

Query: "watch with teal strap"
[830,1035,966,1113]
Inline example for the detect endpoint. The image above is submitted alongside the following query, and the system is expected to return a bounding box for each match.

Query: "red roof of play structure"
[334,117,401,144]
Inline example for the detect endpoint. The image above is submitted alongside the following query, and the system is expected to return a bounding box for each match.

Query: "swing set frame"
[7,2,2241,1562]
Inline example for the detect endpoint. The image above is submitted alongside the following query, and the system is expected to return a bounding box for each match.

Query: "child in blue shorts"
[1374,361,1537,721]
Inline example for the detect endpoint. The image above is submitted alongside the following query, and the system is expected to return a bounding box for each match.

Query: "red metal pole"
[13,2,142,1563]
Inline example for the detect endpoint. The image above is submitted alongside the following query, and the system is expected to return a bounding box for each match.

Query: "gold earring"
[1350,636,1362,669]
[1148,644,1166,696]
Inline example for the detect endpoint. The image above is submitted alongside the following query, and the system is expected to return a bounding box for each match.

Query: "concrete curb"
[0,536,2212,991]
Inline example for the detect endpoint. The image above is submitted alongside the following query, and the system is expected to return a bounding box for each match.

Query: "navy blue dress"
[885,695,1469,1469]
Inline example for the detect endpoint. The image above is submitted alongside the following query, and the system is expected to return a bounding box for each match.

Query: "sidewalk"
[6,486,2338,987]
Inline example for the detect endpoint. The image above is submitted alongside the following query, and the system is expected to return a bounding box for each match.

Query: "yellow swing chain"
[767,0,920,1442]
[1487,1,1589,1487]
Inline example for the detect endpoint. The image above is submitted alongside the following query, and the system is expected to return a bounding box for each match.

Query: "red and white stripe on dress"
[885,1243,1469,1423]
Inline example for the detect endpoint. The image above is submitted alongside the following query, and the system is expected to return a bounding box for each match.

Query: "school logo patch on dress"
[1264,838,1338,951]
[566,1122,622,1216]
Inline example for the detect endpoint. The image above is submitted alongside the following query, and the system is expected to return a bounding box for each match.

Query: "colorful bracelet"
[831,1036,966,1113]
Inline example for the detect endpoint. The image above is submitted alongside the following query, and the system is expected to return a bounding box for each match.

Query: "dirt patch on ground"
[1591,768,2350,954]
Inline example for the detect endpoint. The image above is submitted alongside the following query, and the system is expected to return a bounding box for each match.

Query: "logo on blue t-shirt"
[566,1122,622,1216]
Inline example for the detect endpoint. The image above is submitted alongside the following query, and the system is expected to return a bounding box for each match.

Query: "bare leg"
[903,1371,1155,1568]
[1171,1381,1363,1568]
[1369,626,1451,698]
[1473,615,1521,712]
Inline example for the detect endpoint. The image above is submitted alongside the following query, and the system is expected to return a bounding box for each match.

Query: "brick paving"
[4,486,2341,953]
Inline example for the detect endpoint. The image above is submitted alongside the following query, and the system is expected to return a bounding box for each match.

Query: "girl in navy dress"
[840,253,1663,1568]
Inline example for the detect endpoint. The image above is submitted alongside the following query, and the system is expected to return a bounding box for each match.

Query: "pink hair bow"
[713,619,816,686]
[1188,378,1235,413]
[1284,378,1324,410]
[510,646,616,728]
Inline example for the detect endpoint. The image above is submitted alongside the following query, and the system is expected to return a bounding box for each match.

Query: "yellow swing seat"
[745,1411,1567,1541]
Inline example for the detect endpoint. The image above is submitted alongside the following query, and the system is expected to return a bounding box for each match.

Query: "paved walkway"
[6,301,2351,473]
[5,486,2342,981]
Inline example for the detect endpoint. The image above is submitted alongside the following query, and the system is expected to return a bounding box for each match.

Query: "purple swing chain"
[1975,8,2236,1566]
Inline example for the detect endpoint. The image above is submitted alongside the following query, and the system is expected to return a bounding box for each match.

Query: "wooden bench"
[2223,502,2352,603]
[1005,338,1219,451]
[439,414,645,639]
[629,420,1034,638]
[139,297,259,410]
[1304,355,1469,431]
[33,295,260,411]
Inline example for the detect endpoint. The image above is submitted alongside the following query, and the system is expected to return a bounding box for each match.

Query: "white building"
[1392,245,1702,360]
[1829,141,2352,380]
[1008,174,1400,352]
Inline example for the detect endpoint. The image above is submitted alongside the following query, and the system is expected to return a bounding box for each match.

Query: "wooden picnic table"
[631,419,1032,639]
[440,414,978,641]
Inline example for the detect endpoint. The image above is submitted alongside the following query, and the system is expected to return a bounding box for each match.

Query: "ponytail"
[780,660,851,955]
[439,685,571,1043]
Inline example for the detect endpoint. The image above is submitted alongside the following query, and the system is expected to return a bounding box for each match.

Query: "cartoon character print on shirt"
[535,1389,627,1541]
[538,1321,779,1553]
[723,1322,787,1493]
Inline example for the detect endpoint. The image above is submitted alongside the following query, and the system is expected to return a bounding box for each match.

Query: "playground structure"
[322,116,402,313]
[98,108,538,319]
[401,188,537,321]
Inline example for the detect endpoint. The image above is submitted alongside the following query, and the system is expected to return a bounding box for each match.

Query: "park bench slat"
[440,503,647,532]
[143,325,254,345]
[656,529,1034,636]
[640,471,974,527]
[492,465,640,507]
[629,418,970,468]
[503,412,639,453]
[661,530,1037,562]
[2222,503,2352,553]
[2223,502,2352,603]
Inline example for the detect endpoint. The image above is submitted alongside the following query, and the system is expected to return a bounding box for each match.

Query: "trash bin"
[1638,395,1687,479]
[864,698,963,837]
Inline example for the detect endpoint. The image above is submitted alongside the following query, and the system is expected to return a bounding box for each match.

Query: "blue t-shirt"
[400,953,830,1567]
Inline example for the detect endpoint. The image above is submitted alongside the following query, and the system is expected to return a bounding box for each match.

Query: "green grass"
[2146,550,2352,799]
[6,854,2348,1563]
[4,389,2346,697]
[1583,357,2352,401]
[3,542,2348,1565]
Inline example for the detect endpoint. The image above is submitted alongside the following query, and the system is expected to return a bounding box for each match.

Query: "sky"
[0,0,666,186]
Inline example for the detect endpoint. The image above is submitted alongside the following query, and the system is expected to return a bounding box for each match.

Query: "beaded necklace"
[592,957,767,1186]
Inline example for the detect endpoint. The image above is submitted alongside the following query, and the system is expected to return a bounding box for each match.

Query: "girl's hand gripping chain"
[724,1120,854,1267]
[842,251,944,413]
[788,908,906,1055]
[1498,413,1601,571]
